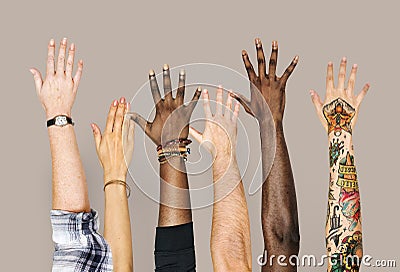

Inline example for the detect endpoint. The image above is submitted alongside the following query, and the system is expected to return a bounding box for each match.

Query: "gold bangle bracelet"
[103,180,131,198]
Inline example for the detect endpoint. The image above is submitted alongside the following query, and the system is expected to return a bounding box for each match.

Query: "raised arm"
[131,65,201,271]
[92,97,134,272]
[233,39,300,271]
[31,38,112,271]
[31,38,88,212]
[190,88,252,271]
[310,58,369,271]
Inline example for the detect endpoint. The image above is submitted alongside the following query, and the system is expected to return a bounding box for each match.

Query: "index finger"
[149,69,162,107]
[255,38,266,78]
[46,39,55,77]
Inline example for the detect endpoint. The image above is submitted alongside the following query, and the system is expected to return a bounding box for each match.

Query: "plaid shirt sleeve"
[51,209,113,272]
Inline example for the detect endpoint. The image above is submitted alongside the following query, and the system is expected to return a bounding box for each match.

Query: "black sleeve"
[154,222,196,272]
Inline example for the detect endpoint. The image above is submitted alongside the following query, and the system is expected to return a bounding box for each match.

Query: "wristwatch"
[47,115,74,127]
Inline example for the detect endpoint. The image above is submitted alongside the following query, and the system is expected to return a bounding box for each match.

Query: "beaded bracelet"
[103,180,131,198]
[156,138,192,152]
[157,138,192,164]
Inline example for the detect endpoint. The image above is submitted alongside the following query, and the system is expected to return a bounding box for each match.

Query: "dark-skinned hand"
[232,38,298,125]
[130,64,201,146]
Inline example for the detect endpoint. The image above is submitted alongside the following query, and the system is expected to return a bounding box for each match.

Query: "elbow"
[263,219,300,252]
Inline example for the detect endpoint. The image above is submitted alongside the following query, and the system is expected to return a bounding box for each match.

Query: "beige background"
[0,0,399,271]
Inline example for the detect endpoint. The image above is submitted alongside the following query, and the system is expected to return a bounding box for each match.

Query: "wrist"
[213,155,238,180]
[46,110,72,120]
[104,173,127,184]
[259,118,283,132]
[328,131,353,142]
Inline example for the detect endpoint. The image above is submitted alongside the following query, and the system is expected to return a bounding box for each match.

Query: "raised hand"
[92,98,135,272]
[189,87,240,160]
[232,38,298,124]
[190,88,252,271]
[30,38,83,119]
[310,58,370,135]
[130,65,201,146]
[91,97,135,182]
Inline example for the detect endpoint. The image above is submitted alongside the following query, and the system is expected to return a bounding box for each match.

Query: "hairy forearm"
[158,157,192,226]
[48,126,90,212]
[326,132,362,271]
[211,156,252,272]
[259,122,299,271]
[104,177,133,272]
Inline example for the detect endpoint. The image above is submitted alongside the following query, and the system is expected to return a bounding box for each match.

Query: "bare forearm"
[326,133,362,271]
[211,157,252,272]
[260,122,299,271]
[104,177,133,272]
[48,126,90,212]
[158,157,192,226]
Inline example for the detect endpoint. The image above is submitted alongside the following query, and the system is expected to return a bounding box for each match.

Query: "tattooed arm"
[233,39,300,271]
[190,88,252,271]
[310,58,370,271]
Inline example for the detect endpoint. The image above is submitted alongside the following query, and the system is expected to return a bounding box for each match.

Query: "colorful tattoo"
[337,152,360,231]
[323,98,355,136]
[330,139,345,167]
[330,231,363,272]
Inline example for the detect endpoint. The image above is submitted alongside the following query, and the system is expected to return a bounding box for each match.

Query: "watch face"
[55,116,68,126]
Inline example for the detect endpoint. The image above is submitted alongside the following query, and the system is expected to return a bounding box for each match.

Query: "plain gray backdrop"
[0,0,398,271]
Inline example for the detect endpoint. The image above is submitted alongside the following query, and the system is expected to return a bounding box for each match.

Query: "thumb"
[30,68,43,96]
[91,123,102,151]
[189,126,203,143]
[356,83,370,106]
[310,90,323,113]
[127,112,149,134]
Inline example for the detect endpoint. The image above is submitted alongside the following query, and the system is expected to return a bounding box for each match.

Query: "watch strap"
[46,115,74,127]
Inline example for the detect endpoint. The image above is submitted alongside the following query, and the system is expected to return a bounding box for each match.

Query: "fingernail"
[342,57,347,62]
[255,38,261,45]
[272,40,278,49]
[113,100,118,106]
[179,69,185,76]
[203,89,208,94]
[62,38,67,45]
[120,97,125,103]
[50,39,55,46]
[241,50,247,56]
[328,61,333,66]
[29,68,35,74]
[70,43,75,50]
[149,69,155,77]
[353,64,358,69]
[163,64,169,71]
[294,55,299,63]
[90,124,95,131]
